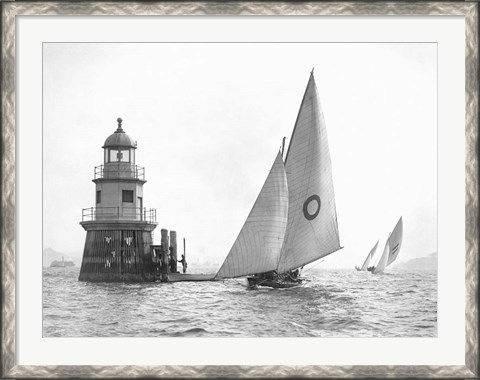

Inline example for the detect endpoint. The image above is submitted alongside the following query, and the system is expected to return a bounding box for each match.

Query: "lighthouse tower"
[79,118,158,282]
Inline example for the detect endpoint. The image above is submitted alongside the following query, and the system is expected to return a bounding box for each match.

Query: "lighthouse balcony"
[82,206,157,224]
[94,164,145,181]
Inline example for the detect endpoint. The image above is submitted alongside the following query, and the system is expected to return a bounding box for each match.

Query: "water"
[43,267,437,337]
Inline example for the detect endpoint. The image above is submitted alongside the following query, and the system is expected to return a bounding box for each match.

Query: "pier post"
[160,229,169,282]
[170,231,177,273]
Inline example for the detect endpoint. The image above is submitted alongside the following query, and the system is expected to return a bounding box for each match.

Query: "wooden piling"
[182,238,187,274]
[170,231,177,273]
[160,229,169,281]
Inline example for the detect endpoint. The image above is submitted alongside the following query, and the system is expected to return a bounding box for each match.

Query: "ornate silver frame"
[1,2,478,378]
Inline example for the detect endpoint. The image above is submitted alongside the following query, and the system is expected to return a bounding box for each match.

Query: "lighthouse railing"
[94,164,145,180]
[82,206,157,224]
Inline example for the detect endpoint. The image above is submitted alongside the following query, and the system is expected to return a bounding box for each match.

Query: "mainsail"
[276,72,341,273]
[372,216,403,274]
[386,217,403,266]
[359,240,379,271]
[216,152,288,278]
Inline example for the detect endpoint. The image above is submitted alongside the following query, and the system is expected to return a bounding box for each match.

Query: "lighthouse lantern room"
[79,118,158,282]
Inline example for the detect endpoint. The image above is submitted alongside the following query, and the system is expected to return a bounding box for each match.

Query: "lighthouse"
[79,118,158,282]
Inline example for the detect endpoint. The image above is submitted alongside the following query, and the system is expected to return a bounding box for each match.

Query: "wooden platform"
[167,273,217,282]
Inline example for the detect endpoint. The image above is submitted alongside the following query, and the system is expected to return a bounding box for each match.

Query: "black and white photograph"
[42,41,438,338]
[3,2,477,377]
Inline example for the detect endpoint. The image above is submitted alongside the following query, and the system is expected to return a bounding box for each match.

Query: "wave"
[170,327,209,337]
[43,268,437,338]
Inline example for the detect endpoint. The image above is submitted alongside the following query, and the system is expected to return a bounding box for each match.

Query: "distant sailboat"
[355,240,379,271]
[216,71,342,288]
[367,217,403,274]
[369,236,390,274]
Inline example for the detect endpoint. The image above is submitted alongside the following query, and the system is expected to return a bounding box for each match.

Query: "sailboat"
[355,240,379,271]
[367,217,403,274]
[215,71,342,288]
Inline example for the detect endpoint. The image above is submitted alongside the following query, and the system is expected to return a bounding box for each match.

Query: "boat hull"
[247,277,302,289]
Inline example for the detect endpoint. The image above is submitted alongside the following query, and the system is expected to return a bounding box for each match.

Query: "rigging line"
[301,258,326,274]
[301,246,344,274]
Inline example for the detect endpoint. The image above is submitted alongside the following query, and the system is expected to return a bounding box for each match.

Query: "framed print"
[1,1,478,378]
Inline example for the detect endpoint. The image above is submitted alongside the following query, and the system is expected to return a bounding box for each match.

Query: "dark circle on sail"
[303,195,321,220]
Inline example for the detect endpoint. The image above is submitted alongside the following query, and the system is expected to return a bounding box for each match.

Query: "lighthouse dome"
[102,118,137,148]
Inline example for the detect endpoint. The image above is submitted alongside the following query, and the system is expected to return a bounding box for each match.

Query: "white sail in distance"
[372,237,390,274]
[216,151,288,278]
[386,217,403,266]
[372,217,403,274]
[360,240,379,271]
[277,72,341,273]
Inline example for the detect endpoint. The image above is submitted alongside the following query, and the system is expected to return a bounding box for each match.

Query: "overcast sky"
[43,42,437,269]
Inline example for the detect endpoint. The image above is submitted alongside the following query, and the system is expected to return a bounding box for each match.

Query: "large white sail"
[360,241,379,271]
[277,73,341,273]
[216,152,288,278]
[386,217,403,266]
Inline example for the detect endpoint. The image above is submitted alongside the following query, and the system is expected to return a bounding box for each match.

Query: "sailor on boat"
[253,270,277,280]
[254,269,301,284]
[285,269,301,282]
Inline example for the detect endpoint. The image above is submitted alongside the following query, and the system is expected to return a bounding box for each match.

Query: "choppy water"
[43,267,436,337]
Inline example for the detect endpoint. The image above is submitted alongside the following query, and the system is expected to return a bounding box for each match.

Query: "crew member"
[178,254,187,274]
